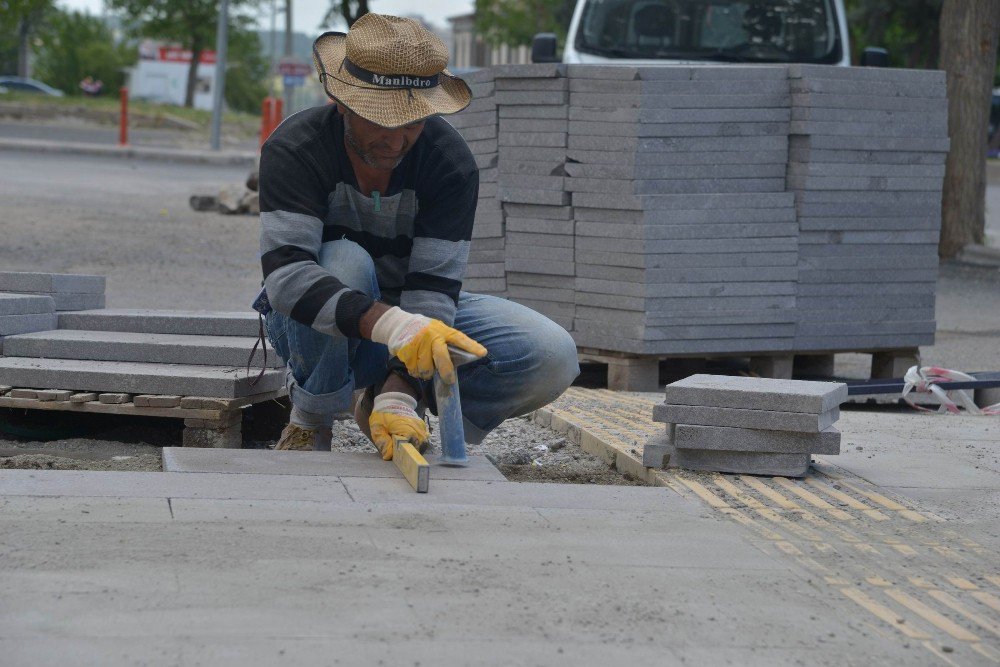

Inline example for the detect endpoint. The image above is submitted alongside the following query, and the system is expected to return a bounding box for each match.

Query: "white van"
[533,0,852,67]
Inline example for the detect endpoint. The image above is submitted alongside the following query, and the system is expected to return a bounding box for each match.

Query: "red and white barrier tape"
[902,366,1000,415]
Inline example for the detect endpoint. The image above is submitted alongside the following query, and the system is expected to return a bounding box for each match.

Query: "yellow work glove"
[368,392,430,461]
[369,306,487,384]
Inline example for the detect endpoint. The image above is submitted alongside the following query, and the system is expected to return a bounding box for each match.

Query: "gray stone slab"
[788,63,946,85]
[498,131,567,147]
[494,78,568,91]
[576,221,798,241]
[567,148,788,166]
[568,120,788,137]
[48,292,106,311]
[456,124,497,141]
[497,173,565,190]
[502,203,573,219]
[642,428,674,468]
[569,92,790,109]
[0,357,283,397]
[791,92,949,113]
[0,271,105,294]
[506,272,571,289]
[464,262,505,278]
[57,309,261,336]
[568,177,786,196]
[575,237,797,255]
[496,104,568,119]
[799,134,950,152]
[789,77,944,98]
[491,63,565,78]
[574,206,796,225]
[788,175,941,191]
[792,161,945,178]
[506,245,573,262]
[498,146,567,162]
[495,90,568,105]
[447,111,495,129]
[791,107,947,125]
[498,118,567,133]
[662,374,848,414]
[161,447,507,482]
[0,293,55,315]
[789,120,943,139]
[0,312,57,336]
[498,187,570,206]
[465,138,498,154]
[675,424,841,455]
[652,403,839,432]
[504,259,574,276]
[564,162,786,180]
[568,134,787,152]
[2,330,282,368]
[506,231,574,248]
[671,449,811,477]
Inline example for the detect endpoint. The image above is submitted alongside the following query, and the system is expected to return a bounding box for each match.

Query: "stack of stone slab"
[565,65,798,354]
[449,68,506,296]
[787,64,946,352]
[646,374,847,477]
[0,272,105,339]
[495,64,575,331]
[0,309,284,399]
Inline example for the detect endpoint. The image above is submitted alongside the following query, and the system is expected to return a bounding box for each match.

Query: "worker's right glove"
[370,306,487,384]
[368,392,430,461]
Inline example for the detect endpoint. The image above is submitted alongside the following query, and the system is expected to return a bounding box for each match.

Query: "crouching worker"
[255,14,579,456]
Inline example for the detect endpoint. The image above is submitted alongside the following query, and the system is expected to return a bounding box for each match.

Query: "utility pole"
[284,0,293,112]
[270,0,278,96]
[210,0,230,151]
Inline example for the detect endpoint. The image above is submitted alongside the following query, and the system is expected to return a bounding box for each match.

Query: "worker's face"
[339,104,425,171]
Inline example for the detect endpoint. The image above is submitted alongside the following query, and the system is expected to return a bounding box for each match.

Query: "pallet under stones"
[577,345,925,392]
[0,384,287,448]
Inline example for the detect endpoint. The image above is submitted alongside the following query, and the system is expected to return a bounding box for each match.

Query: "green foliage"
[473,0,574,48]
[0,0,56,74]
[320,1,370,29]
[108,0,260,106]
[844,0,942,68]
[32,9,137,94]
[224,28,269,114]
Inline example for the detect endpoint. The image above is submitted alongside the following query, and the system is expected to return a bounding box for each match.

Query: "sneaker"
[274,423,317,451]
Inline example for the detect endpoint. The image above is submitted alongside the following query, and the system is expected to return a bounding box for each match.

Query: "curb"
[0,137,257,167]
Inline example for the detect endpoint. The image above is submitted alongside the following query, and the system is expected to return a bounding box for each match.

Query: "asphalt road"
[1,148,998,376]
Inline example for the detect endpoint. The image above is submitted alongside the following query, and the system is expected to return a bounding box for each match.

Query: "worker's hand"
[369,306,487,384]
[369,392,429,461]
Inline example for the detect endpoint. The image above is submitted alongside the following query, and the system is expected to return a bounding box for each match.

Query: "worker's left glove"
[368,392,430,461]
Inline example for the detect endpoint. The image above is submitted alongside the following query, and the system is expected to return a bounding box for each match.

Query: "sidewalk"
[1,389,997,665]
[0,136,256,167]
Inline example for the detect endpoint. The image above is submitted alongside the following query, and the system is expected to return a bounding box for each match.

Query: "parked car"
[0,76,65,97]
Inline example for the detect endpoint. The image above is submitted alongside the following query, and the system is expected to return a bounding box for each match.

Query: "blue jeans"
[264,239,580,444]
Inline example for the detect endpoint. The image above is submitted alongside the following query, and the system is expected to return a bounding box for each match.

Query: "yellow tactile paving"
[538,387,999,660]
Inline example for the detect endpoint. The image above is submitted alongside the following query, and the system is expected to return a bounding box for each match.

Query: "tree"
[321,1,370,29]
[224,28,269,113]
[33,9,136,94]
[845,0,942,68]
[0,0,55,77]
[473,0,574,48]
[938,0,1000,257]
[108,0,258,108]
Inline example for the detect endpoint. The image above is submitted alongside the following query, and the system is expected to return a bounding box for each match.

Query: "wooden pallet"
[576,346,923,392]
[0,385,287,447]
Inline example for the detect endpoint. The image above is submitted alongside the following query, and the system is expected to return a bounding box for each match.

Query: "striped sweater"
[259,105,479,339]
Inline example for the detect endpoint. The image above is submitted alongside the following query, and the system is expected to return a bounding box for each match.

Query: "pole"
[283,0,293,113]
[210,0,230,151]
[269,0,278,96]
[119,86,128,146]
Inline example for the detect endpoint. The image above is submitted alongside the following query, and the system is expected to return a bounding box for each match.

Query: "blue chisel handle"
[434,346,480,466]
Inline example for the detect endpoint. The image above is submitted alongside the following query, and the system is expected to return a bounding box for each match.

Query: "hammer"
[434,346,480,466]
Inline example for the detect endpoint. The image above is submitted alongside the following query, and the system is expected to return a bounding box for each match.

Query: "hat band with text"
[342,58,440,89]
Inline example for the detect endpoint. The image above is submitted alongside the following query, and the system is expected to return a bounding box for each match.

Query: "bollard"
[259,97,273,148]
[273,98,283,135]
[119,86,129,147]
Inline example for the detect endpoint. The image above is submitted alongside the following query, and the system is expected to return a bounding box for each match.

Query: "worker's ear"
[335,102,351,117]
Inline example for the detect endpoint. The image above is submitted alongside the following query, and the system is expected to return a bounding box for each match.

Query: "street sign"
[277,57,312,77]
[283,75,306,88]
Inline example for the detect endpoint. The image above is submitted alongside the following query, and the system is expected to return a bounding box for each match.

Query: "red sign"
[158,47,217,64]
[278,58,312,77]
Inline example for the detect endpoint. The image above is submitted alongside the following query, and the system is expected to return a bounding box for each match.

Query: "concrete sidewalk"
[2,394,998,666]
[0,136,256,167]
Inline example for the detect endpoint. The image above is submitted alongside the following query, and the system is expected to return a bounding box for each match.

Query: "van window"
[575,0,842,64]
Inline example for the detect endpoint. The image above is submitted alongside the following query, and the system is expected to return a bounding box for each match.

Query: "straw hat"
[312,14,472,128]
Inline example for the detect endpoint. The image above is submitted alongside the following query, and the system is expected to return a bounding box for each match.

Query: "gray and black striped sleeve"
[259,142,374,338]
[401,166,478,326]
